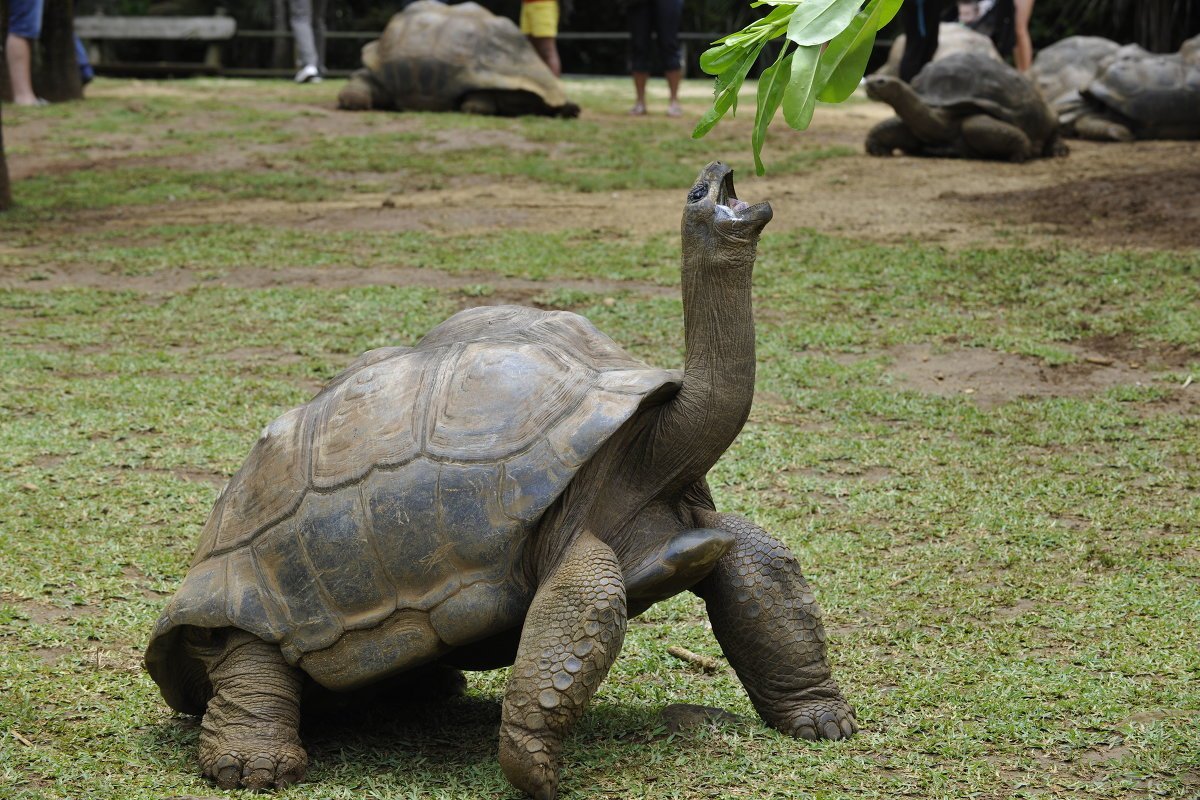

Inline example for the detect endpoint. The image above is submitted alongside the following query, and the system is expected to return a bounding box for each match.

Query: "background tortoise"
[1070,35,1200,141]
[337,1,579,117]
[1029,35,1124,122]
[145,162,855,800]
[865,50,1067,161]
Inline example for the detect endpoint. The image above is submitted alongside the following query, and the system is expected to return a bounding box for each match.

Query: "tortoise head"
[865,73,906,104]
[681,162,772,262]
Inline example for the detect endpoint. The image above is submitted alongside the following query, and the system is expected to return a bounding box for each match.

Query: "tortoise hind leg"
[960,114,1033,161]
[499,531,626,800]
[184,628,306,789]
[692,510,856,742]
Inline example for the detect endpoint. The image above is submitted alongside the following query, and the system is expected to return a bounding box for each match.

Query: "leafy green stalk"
[695,0,904,175]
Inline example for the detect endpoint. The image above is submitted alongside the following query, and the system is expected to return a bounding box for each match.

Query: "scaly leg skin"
[693,510,857,741]
[190,628,307,789]
[960,114,1033,162]
[499,532,627,800]
[1073,114,1134,143]
[865,116,923,156]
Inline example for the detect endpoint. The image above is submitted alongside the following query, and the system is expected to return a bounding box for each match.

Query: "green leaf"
[692,40,769,139]
[786,0,864,46]
[781,43,822,131]
[814,0,902,103]
[752,43,794,175]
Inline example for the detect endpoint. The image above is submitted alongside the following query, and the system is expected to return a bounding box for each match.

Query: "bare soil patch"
[944,166,1200,250]
[881,343,1195,408]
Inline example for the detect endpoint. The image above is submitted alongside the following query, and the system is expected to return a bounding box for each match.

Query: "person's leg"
[7,0,45,105]
[5,35,38,104]
[652,0,684,115]
[899,0,943,82]
[521,1,561,77]
[1013,0,1035,71]
[312,0,328,72]
[628,1,653,114]
[287,0,320,81]
[73,37,94,85]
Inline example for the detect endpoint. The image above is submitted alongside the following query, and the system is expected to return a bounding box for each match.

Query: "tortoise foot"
[201,733,307,790]
[499,721,560,800]
[775,692,858,742]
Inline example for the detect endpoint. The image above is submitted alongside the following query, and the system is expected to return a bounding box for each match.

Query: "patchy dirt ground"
[4,79,1196,410]
[6,80,1199,252]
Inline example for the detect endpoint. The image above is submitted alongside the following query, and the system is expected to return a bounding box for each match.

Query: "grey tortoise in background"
[1030,33,1200,141]
[338,0,579,118]
[865,50,1067,161]
[144,162,856,800]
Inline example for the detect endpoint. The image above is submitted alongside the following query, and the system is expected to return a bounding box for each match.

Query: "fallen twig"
[11,729,33,747]
[667,645,724,673]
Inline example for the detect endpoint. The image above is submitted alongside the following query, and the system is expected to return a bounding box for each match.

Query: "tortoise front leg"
[865,116,923,156]
[692,510,857,741]
[185,628,307,789]
[499,531,627,800]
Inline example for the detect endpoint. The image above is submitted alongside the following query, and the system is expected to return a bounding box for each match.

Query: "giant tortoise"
[865,51,1067,161]
[145,162,855,800]
[1071,36,1200,141]
[337,1,579,117]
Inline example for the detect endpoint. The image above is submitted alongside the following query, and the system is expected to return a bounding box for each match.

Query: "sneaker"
[294,64,322,83]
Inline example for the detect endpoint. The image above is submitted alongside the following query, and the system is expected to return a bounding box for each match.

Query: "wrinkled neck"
[656,235,758,486]
[886,82,952,141]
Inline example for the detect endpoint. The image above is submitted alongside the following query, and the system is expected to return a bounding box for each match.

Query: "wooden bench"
[74,14,237,75]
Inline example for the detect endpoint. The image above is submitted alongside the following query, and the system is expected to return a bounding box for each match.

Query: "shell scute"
[311,354,427,490]
[196,405,310,561]
[294,487,390,631]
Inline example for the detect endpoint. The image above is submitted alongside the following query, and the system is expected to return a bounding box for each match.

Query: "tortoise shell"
[1029,36,1121,110]
[1085,51,1200,137]
[360,0,570,113]
[913,51,1059,143]
[146,306,679,712]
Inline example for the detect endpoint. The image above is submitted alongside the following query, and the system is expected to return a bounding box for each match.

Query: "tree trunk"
[34,0,83,102]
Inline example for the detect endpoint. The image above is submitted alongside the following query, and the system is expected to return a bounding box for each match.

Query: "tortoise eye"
[687,183,708,203]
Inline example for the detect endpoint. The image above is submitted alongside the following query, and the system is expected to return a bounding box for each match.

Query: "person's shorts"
[8,0,45,39]
[519,0,558,38]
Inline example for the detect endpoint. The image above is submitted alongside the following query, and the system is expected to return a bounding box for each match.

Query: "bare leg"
[665,68,682,116]
[1013,0,1035,71]
[187,628,307,789]
[5,35,39,106]
[528,36,562,77]
[499,532,626,800]
[960,113,1033,161]
[631,71,649,115]
[693,510,856,741]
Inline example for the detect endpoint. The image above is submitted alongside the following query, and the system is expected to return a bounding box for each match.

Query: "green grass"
[1,77,1198,800]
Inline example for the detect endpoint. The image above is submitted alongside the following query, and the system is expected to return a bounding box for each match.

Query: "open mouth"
[712,168,772,227]
[717,170,751,215]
